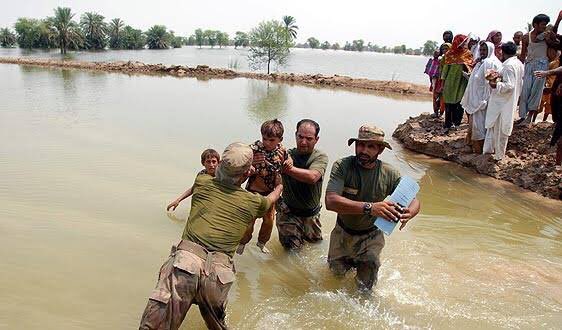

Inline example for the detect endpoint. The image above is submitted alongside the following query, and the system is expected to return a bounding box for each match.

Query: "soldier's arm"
[284,166,322,184]
[325,192,401,221]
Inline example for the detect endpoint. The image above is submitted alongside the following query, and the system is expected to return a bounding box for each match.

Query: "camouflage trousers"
[276,200,322,250]
[139,240,235,330]
[327,221,385,291]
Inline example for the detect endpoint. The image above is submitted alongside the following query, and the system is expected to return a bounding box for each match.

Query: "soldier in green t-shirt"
[139,143,283,330]
[325,125,421,291]
[278,119,329,250]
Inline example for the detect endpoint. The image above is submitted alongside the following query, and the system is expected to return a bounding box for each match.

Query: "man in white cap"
[325,125,421,291]
[139,142,283,330]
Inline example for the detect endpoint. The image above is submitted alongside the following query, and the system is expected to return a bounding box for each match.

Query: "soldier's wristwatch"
[363,202,372,215]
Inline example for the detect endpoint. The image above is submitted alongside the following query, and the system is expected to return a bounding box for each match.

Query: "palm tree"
[282,15,298,42]
[0,27,17,47]
[80,12,107,49]
[109,18,124,49]
[145,25,170,49]
[51,7,83,54]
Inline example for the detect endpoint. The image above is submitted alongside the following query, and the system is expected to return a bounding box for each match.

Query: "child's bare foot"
[256,242,270,254]
[236,244,246,255]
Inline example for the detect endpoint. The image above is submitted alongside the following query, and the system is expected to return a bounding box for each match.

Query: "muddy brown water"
[0,64,561,329]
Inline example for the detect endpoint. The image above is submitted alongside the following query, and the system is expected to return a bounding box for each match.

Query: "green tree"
[204,30,217,48]
[14,18,40,49]
[0,27,17,47]
[109,18,125,49]
[352,39,364,51]
[307,37,320,49]
[422,40,438,56]
[186,35,196,45]
[37,19,57,48]
[248,20,291,74]
[169,31,183,48]
[321,41,330,50]
[145,25,170,49]
[194,28,204,48]
[234,31,249,48]
[51,7,83,54]
[121,25,145,49]
[217,31,229,48]
[80,12,107,49]
[282,15,298,43]
[331,42,340,50]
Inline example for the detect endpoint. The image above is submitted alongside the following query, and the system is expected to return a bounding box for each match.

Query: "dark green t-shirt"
[326,156,401,232]
[183,175,271,257]
[282,148,328,212]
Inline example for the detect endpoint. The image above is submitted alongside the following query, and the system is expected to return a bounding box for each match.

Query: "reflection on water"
[246,80,288,123]
[0,64,561,329]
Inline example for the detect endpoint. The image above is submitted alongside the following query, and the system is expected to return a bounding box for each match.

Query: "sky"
[0,0,559,47]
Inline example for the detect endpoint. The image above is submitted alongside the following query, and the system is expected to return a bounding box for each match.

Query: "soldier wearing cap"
[325,125,421,291]
[139,143,283,330]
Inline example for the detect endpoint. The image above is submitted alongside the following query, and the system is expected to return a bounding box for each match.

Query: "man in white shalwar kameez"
[461,41,502,153]
[483,42,524,160]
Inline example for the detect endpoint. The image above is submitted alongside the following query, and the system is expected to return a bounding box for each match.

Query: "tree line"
[297,38,439,56]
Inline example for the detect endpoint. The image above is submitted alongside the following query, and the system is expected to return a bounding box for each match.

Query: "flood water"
[0,63,561,329]
[0,46,429,84]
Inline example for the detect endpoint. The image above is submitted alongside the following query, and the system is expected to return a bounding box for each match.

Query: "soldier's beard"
[357,153,377,166]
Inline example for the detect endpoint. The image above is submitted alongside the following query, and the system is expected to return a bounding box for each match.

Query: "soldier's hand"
[398,208,414,230]
[370,201,401,222]
[282,156,293,173]
[167,201,179,212]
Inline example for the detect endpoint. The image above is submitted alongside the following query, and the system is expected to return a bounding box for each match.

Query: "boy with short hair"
[238,119,288,254]
[166,148,220,211]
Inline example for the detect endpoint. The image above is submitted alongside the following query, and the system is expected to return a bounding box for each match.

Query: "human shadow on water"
[246,80,288,123]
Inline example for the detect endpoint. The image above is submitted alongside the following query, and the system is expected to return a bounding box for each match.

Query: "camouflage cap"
[217,142,253,177]
[347,124,392,150]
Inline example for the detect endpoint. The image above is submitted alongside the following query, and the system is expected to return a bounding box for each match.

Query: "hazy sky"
[1,0,559,47]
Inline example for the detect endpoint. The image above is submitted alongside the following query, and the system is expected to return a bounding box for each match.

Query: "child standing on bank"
[237,119,288,254]
[166,149,220,211]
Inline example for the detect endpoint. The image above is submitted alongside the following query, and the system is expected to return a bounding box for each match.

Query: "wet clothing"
[139,240,235,330]
[326,156,401,233]
[276,199,323,250]
[247,141,287,192]
[275,148,328,250]
[282,148,328,212]
[182,175,270,257]
[328,222,385,290]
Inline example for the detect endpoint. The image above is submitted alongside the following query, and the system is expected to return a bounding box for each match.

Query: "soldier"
[139,143,282,330]
[277,119,329,250]
[325,125,421,291]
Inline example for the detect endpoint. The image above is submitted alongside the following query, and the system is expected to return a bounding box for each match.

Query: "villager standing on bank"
[486,30,503,60]
[139,143,283,330]
[513,31,524,57]
[432,43,452,118]
[518,14,554,125]
[441,34,473,131]
[277,119,328,250]
[483,42,524,161]
[325,125,421,291]
[461,42,502,153]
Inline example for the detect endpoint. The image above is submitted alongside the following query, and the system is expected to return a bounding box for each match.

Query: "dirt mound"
[393,113,562,200]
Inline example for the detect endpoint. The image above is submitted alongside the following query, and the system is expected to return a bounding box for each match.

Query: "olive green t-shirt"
[326,156,401,232]
[182,174,271,257]
[282,148,328,212]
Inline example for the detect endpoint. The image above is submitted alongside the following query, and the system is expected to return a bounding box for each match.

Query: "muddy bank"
[0,57,430,98]
[393,113,562,200]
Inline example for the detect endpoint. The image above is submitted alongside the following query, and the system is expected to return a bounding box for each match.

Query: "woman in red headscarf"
[486,30,503,59]
[441,34,474,131]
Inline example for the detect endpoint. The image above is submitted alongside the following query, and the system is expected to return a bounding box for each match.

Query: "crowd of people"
[424,11,562,164]
[140,119,420,329]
